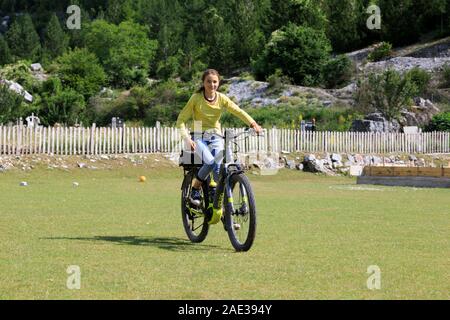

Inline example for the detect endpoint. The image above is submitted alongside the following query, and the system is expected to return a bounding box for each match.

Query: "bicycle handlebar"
[225,128,266,140]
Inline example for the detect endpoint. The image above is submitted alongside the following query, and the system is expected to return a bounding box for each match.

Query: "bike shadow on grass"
[41,236,229,252]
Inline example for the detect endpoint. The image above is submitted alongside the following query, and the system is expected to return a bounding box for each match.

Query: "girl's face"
[203,74,220,94]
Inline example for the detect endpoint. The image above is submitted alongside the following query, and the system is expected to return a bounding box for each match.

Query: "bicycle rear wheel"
[224,173,257,252]
[181,171,209,242]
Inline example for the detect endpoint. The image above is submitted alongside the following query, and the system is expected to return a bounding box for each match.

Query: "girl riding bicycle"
[176,69,262,224]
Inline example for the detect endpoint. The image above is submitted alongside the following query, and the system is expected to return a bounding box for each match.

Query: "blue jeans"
[193,133,224,183]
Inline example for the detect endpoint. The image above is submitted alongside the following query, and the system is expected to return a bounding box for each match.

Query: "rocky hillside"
[222,38,450,132]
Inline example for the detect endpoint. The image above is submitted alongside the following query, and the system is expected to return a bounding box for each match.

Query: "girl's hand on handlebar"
[185,137,196,151]
[250,122,263,135]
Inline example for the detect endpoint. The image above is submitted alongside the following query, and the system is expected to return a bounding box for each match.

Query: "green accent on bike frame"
[209,207,223,225]
[228,197,234,203]
[189,207,204,217]
[209,172,217,187]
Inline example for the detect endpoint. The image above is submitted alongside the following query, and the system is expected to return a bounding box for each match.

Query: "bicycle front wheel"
[224,173,257,252]
[181,171,209,243]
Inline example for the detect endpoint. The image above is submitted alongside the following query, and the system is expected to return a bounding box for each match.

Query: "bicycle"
[179,128,263,252]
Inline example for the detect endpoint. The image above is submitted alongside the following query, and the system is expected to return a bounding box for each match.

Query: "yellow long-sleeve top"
[176,92,255,139]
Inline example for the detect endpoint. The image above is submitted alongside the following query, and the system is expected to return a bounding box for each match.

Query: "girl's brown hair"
[197,69,221,93]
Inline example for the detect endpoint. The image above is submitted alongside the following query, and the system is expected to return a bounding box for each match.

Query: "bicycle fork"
[213,173,248,216]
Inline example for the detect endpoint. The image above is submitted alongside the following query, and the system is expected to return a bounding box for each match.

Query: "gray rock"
[372,156,383,165]
[365,57,450,74]
[304,154,316,162]
[30,63,42,71]
[323,100,332,108]
[354,154,364,164]
[77,163,87,168]
[332,161,343,169]
[2,80,33,102]
[409,154,418,161]
[331,153,342,162]
[347,154,355,164]
[286,160,296,170]
[351,113,401,132]
[263,158,278,170]
[296,163,304,171]
[303,157,336,175]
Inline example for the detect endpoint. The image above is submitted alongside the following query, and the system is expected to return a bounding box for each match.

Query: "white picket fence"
[0,124,449,156]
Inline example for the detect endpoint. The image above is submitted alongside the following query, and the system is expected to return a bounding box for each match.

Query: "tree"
[43,14,69,59]
[253,23,332,86]
[200,7,235,73]
[269,0,327,32]
[179,28,207,80]
[1,0,16,12]
[377,0,420,46]
[355,69,418,120]
[323,0,361,52]
[105,0,135,24]
[84,20,158,87]
[6,13,41,61]
[67,0,92,48]
[137,0,184,62]
[229,0,266,65]
[0,35,12,66]
[56,48,107,99]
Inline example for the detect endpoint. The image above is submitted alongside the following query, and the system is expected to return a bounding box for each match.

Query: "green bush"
[145,104,183,127]
[368,42,392,62]
[355,69,418,120]
[266,69,290,94]
[56,48,107,100]
[252,23,332,86]
[0,60,37,93]
[0,83,25,124]
[322,55,353,89]
[441,64,450,88]
[91,80,192,126]
[39,80,87,126]
[426,112,450,131]
[220,103,359,131]
[405,67,431,96]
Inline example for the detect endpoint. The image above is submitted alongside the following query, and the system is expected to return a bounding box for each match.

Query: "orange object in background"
[139,176,146,182]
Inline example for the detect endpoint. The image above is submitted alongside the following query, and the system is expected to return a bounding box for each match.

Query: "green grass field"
[0,165,449,299]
